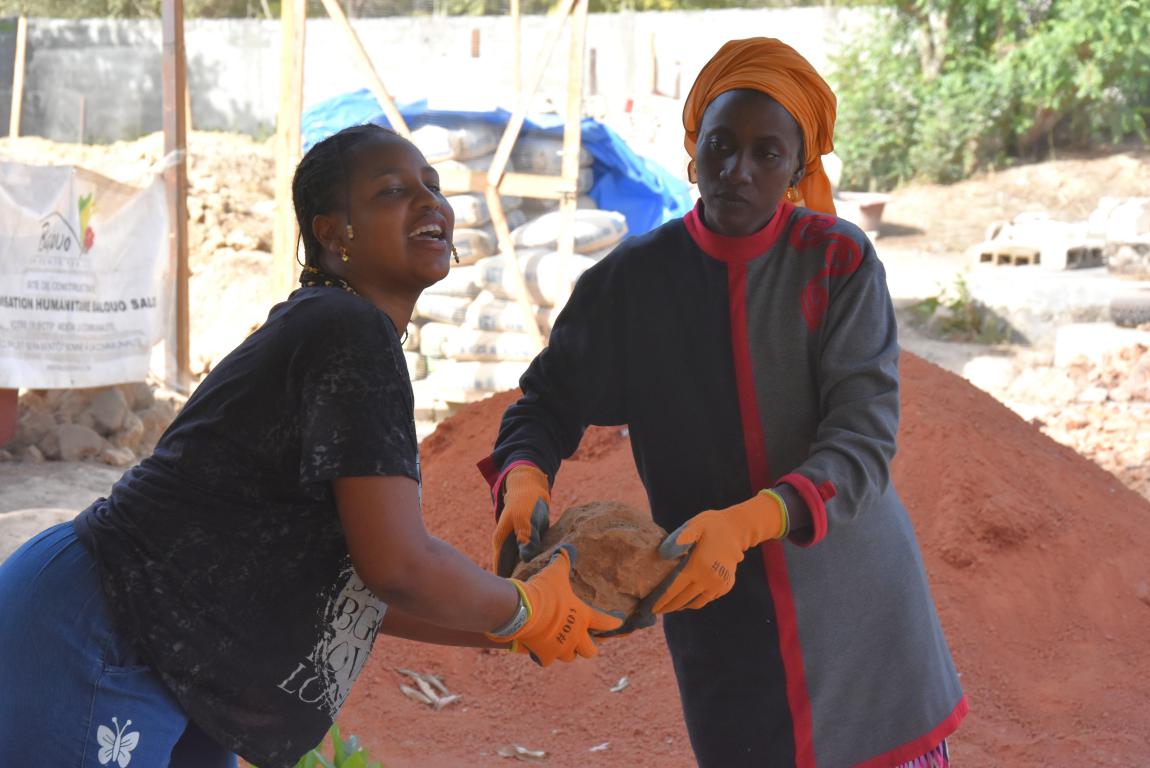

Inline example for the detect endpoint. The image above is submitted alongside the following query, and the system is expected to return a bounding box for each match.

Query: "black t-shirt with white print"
[73,287,418,767]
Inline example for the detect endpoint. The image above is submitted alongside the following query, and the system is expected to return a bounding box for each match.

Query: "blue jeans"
[0,522,236,767]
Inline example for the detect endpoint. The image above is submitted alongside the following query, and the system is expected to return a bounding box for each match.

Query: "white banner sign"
[0,161,172,388]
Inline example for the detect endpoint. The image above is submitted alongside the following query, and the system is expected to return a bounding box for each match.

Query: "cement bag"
[411,126,455,163]
[434,153,516,174]
[511,135,593,175]
[418,322,462,359]
[425,360,531,393]
[403,323,421,352]
[447,194,526,230]
[510,210,628,253]
[474,250,597,308]
[415,294,470,325]
[451,123,503,160]
[453,228,496,265]
[448,194,490,228]
[424,265,480,299]
[465,291,544,334]
[521,196,598,218]
[404,351,428,381]
[441,328,540,362]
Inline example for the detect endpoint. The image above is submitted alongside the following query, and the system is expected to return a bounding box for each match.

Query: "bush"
[834,0,1150,190]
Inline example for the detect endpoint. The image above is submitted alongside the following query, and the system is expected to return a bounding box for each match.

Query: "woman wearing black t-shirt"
[0,124,621,768]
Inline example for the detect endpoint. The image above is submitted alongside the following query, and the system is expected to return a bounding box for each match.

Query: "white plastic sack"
[465,291,553,335]
[441,328,540,362]
[415,294,471,325]
[510,210,628,253]
[424,359,531,393]
[423,264,480,299]
[474,250,596,308]
[452,228,497,266]
[511,135,593,175]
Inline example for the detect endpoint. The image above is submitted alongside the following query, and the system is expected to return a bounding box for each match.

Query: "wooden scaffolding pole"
[161,0,191,391]
[480,0,580,349]
[556,0,588,298]
[272,0,307,299]
[318,0,410,138]
[8,16,26,139]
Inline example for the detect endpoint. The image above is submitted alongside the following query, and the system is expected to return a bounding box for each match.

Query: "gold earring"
[786,186,801,203]
[346,224,355,241]
[339,246,350,263]
[451,243,460,265]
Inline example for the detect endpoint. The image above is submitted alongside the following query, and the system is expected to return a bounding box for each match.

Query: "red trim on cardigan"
[854,696,969,768]
[725,256,816,768]
[778,472,834,547]
[726,262,771,490]
[760,542,816,767]
[684,199,793,263]
[476,457,540,519]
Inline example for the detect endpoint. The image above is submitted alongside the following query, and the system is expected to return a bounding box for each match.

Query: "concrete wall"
[0,8,859,143]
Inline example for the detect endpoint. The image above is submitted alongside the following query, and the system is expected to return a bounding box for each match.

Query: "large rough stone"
[87,387,130,434]
[137,401,178,453]
[101,446,136,468]
[112,411,145,452]
[118,381,155,412]
[55,424,107,462]
[56,390,94,425]
[512,501,678,618]
[14,409,57,451]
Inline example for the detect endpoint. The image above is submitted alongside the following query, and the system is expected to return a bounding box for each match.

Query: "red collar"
[683,199,793,263]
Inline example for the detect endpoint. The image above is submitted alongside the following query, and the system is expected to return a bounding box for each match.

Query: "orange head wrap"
[683,37,837,215]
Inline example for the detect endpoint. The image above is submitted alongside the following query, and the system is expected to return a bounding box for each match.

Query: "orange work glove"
[492,465,551,577]
[489,545,624,667]
[649,489,790,615]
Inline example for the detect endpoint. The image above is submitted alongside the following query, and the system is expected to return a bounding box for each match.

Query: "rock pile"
[995,343,1150,500]
[511,501,676,618]
[0,384,183,467]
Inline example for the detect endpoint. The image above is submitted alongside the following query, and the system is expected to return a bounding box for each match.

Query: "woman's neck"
[313,257,417,337]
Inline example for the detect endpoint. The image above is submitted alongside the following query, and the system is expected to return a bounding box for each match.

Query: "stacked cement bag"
[405,123,629,400]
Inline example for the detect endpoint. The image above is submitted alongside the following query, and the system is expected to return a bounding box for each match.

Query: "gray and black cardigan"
[482,200,966,768]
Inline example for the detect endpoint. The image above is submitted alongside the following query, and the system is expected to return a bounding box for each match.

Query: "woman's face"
[332,134,455,292]
[694,89,804,237]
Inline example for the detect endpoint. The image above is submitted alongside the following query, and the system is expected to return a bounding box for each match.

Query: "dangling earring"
[450,243,460,265]
[687,159,698,184]
[339,245,350,263]
[346,224,355,241]
[785,186,801,203]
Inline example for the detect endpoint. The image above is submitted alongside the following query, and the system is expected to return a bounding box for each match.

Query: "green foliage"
[834,0,1150,190]
[253,725,383,768]
[912,272,1010,344]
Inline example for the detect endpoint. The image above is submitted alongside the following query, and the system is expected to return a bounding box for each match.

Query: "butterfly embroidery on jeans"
[97,716,140,767]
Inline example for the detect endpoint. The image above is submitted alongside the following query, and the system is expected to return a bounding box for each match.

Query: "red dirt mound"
[338,353,1150,767]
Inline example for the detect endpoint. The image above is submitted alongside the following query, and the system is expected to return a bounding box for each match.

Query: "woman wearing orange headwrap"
[482,37,965,767]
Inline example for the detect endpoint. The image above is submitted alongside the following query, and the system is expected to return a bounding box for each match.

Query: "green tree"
[834,0,1150,190]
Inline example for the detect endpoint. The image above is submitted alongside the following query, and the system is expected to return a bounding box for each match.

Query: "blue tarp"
[301,89,693,237]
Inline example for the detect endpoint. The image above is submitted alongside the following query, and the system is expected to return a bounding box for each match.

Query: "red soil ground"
[338,353,1150,767]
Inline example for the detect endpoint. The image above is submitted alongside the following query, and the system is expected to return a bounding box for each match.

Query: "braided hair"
[291,123,399,267]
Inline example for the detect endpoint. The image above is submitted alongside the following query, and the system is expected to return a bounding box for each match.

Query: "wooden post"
[511,0,521,98]
[556,0,588,304]
[161,0,191,391]
[8,16,27,139]
[318,0,410,137]
[273,0,307,300]
[184,76,194,134]
[486,0,578,190]
[482,0,579,349]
